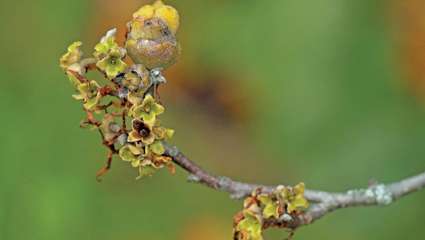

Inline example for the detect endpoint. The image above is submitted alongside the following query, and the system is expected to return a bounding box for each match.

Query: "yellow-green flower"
[257,194,280,219]
[94,29,119,59]
[96,49,127,79]
[148,123,174,155]
[127,91,143,106]
[100,114,121,142]
[152,123,174,141]
[128,119,155,144]
[150,154,173,169]
[60,41,82,71]
[72,80,102,110]
[149,141,165,155]
[94,29,128,79]
[279,183,309,213]
[118,144,164,176]
[136,165,157,179]
[135,156,163,179]
[122,64,150,91]
[119,144,143,168]
[129,94,164,125]
[234,210,263,240]
[134,153,173,180]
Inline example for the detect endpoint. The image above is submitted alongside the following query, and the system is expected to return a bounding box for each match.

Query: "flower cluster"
[233,183,309,240]
[59,0,179,180]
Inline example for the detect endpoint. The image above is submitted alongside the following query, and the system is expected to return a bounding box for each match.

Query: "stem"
[164,143,425,228]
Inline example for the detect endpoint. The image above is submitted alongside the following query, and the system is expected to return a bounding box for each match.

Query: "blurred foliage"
[1,0,425,239]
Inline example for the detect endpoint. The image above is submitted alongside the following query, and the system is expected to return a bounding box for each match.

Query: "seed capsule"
[125,1,181,70]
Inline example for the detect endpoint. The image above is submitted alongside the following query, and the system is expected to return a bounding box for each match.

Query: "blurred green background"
[1,0,425,239]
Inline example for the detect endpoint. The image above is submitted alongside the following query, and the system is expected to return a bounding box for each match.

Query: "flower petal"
[131,159,142,168]
[258,195,279,219]
[152,102,165,115]
[83,92,101,110]
[119,145,138,162]
[127,92,143,105]
[149,141,165,155]
[165,128,175,139]
[127,130,142,142]
[235,210,263,240]
[60,41,82,70]
[141,112,156,125]
[136,166,157,180]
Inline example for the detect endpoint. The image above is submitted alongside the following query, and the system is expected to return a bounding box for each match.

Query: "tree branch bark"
[164,143,425,228]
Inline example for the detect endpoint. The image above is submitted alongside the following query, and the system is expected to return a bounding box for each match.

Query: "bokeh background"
[1,0,425,239]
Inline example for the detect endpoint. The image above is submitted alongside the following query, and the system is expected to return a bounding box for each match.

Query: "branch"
[164,144,425,228]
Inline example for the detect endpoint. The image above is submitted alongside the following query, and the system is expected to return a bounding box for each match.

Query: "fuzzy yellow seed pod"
[133,0,180,34]
[126,1,181,70]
